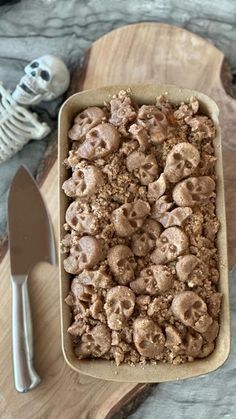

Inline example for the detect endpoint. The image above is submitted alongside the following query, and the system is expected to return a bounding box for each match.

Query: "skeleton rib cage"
[0,84,50,163]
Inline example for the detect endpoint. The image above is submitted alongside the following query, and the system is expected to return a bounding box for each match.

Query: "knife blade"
[8,165,56,393]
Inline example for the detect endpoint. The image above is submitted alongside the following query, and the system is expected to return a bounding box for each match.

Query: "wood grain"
[0,23,235,419]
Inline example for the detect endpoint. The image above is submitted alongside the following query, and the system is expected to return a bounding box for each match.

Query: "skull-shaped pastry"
[165,325,183,354]
[176,254,199,282]
[65,201,99,235]
[109,94,136,127]
[171,291,213,333]
[68,107,106,141]
[131,219,162,256]
[130,265,173,295]
[126,151,159,185]
[76,268,114,289]
[105,286,135,330]
[63,236,105,274]
[164,143,200,183]
[128,123,149,150]
[12,55,70,105]
[201,320,219,343]
[173,176,216,206]
[77,123,120,160]
[155,207,192,229]
[151,227,189,264]
[147,173,167,201]
[185,331,203,356]
[138,105,169,143]
[107,245,136,285]
[76,323,111,358]
[133,317,165,358]
[71,276,95,302]
[112,200,150,237]
[151,195,174,219]
[62,166,104,200]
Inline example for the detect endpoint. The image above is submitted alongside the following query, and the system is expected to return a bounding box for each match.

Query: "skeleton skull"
[62,166,104,200]
[68,107,106,141]
[164,143,200,183]
[77,123,120,160]
[105,286,135,330]
[112,200,150,237]
[155,207,192,229]
[65,201,99,235]
[12,55,70,105]
[131,219,162,256]
[173,176,216,206]
[151,227,189,264]
[130,265,173,295]
[133,317,165,358]
[63,236,105,274]
[171,291,213,332]
[107,245,137,285]
[176,254,199,282]
[126,151,159,185]
[76,324,111,358]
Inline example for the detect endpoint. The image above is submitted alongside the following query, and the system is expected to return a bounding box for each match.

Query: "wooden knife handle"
[11,275,41,393]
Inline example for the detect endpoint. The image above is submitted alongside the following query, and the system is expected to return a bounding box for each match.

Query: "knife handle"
[11,275,41,393]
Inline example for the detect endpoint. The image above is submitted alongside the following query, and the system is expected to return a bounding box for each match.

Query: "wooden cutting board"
[1,23,236,419]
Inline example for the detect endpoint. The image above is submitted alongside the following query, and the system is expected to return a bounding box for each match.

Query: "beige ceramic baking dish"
[58,84,230,382]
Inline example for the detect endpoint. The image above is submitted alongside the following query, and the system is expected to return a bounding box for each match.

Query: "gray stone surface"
[129,268,235,419]
[0,0,236,237]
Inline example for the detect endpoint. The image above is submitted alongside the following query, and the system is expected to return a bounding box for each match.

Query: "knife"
[8,165,56,393]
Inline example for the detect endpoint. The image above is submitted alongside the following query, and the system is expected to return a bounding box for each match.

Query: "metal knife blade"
[8,165,56,275]
[8,165,56,393]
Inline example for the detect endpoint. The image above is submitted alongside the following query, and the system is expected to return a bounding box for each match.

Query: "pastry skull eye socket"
[65,201,99,235]
[63,236,104,274]
[126,151,159,185]
[171,291,213,333]
[107,245,136,285]
[77,123,120,160]
[164,143,200,183]
[76,324,111,358]
[133,317,165,358]
[112,200,150,237]
[173,176,216,206]
[130,265,173,295]
[131,219,161,256]
[105,286,135,330]
[151,227,189,264]
[62,166,104,200]
[12,54,70,105]
[68,107,106,141]
[176,254,199,282]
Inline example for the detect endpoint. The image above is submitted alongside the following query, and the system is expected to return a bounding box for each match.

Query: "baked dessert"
[62,90,222,366]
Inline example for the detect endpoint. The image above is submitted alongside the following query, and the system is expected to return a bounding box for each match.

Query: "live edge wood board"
[0,23,235,419]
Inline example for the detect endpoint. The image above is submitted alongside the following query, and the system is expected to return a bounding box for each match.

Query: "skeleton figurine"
[0,55,70,163]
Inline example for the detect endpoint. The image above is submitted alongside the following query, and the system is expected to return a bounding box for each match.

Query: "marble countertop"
[0,1,235,417]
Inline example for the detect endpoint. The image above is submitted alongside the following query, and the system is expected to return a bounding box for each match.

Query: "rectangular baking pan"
[58,84,230,382]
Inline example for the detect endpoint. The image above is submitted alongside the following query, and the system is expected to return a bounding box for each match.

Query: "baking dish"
[58,84,230,382]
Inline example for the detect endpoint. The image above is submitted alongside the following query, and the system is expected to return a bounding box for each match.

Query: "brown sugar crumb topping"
[62,90,221,366]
